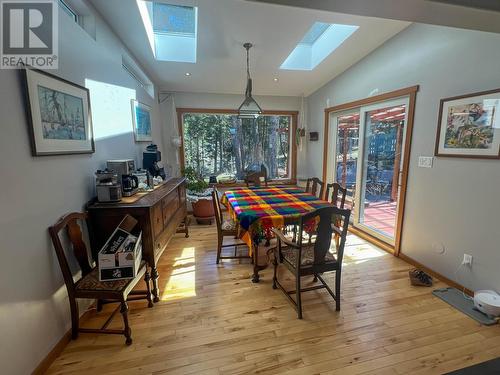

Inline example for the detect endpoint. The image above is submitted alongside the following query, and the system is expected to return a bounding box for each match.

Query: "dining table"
[221,185,333,282]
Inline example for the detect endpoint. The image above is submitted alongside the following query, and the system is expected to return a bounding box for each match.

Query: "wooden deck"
[46,222,500,374]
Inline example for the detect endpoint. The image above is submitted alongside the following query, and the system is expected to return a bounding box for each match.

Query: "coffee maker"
[95,170,122,202]
[143,144,166,180]
[106,159,139,197]
[121,174,139,197]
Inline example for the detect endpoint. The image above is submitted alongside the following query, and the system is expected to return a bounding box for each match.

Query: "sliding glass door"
[329,97,409,244]
[333,112,359,212]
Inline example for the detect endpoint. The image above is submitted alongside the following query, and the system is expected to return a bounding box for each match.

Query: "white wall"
[304,23,500,293]
[0,5,166,374]
[159,91,302,177]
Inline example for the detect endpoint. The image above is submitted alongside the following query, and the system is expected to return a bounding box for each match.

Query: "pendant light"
[238,43,262,119]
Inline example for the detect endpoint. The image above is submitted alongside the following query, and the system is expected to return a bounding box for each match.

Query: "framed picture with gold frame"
[435,88,500,159]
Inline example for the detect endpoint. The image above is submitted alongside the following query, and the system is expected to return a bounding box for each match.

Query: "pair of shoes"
[409,268,433,287]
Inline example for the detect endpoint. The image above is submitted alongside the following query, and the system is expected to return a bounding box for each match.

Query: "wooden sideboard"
[87,177,187,302]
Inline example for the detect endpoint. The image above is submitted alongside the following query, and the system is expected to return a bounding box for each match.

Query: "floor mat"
[445,356,500,374]
[432,287,498,326]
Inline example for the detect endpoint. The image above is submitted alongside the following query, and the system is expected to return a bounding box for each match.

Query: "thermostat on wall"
[309,132,319,141]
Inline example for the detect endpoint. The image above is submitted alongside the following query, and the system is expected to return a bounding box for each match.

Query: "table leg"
[251,240,268,283]
[151,266,160,302]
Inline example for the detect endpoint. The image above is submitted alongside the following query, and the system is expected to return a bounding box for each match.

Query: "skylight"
[137,1,198,63]
[280,22,359,71]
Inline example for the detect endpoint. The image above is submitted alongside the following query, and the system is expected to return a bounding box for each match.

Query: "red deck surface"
[362,201,397,237]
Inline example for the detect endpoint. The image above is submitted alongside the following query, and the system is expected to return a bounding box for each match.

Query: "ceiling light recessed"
[273,77,279,82]
[185,72,191,76]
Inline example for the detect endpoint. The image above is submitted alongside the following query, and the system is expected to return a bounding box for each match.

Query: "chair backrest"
[212,188,223,230]
[326,183,347,208]
[245,171,267,187]
[49,212,93,295]
[305,177,325,200]
[297,206,351,266]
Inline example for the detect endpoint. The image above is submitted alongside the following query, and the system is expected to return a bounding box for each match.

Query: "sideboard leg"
[151,266,160,302]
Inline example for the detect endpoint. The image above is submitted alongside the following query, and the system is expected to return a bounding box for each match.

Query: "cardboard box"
[98,215,142,281]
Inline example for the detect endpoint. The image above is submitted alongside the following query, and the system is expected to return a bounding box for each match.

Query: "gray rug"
[433,287,498,326]
[445,357,500,374]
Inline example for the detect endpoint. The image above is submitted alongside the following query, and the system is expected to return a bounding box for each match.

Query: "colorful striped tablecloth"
[221,186,332,251]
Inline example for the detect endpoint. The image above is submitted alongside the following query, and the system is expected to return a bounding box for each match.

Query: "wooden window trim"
[322,85,419,257]
[177,108,298,184]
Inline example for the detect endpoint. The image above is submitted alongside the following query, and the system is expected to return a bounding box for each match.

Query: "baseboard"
[347,226,473,297]
[399,253,473,296]
[32,308,93,375]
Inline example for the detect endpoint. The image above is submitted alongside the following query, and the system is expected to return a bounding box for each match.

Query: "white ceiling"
[90,0,410,96]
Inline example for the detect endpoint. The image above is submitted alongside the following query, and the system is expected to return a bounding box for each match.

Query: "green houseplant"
[183,167,214,224]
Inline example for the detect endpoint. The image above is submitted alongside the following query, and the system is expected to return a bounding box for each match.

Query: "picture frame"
[435,88,500,159]
[22,67,94,156]
[131,100,153,142]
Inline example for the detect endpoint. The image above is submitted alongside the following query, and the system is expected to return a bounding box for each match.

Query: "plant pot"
[191,198,214,225]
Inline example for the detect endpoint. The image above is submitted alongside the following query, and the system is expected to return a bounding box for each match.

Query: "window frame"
[177,108,298,186]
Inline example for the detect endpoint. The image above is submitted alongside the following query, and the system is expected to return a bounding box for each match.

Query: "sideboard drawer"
[162,191,179,227]
[152,203,163,237]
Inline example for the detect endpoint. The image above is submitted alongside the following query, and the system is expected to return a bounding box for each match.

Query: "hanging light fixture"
[238,43,262,119]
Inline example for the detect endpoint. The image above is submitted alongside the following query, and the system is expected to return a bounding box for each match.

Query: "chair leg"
[216,236,222,264]
[312,274,318,283]
[272,249,278,290]
[70,298,79,340]
[96,299,103,312]
[145,269,154,308]
[120,301,132,345]
[296,275,302,319]
[335,233,340,250]
[335,271,341,311]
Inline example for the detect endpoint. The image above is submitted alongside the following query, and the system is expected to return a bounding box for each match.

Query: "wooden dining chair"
[326,183,347,208]
[326,183,348,248]
[244,171,268,187]
[49,212,153,345]
[305,177,325,200]
[271,206,351,319]
[212,188,250,263]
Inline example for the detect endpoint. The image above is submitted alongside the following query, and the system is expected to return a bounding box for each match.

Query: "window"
[137,1,198,63]
[280,22,358,71]
[59,0,78,23]
[180,111,296,182]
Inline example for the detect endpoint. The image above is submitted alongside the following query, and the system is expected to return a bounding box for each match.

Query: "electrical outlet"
[418,156,434,168]
[463,253,473,266]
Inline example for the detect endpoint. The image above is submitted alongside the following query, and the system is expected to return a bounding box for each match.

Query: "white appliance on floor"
[474,290,500,318]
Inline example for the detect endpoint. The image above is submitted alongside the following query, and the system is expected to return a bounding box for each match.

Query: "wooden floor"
[47,222,500,375]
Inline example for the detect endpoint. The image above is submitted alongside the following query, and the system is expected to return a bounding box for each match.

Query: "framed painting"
[131,100,153,142]
[23,67,94,156]
[435,88,500,158]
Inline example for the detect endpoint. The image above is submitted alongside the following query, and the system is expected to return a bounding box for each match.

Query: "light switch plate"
[418,156,434,168]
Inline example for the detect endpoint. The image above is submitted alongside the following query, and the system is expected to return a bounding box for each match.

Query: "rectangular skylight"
[137,1,198,63]
[280,22,359,71]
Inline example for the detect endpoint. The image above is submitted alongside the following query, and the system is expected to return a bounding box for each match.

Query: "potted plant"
[183,167,214,224]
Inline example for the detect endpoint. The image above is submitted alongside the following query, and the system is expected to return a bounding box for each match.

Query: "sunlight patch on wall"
[85,79,136,140]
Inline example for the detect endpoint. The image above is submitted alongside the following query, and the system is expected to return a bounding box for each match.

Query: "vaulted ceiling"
[90,0,410,96]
